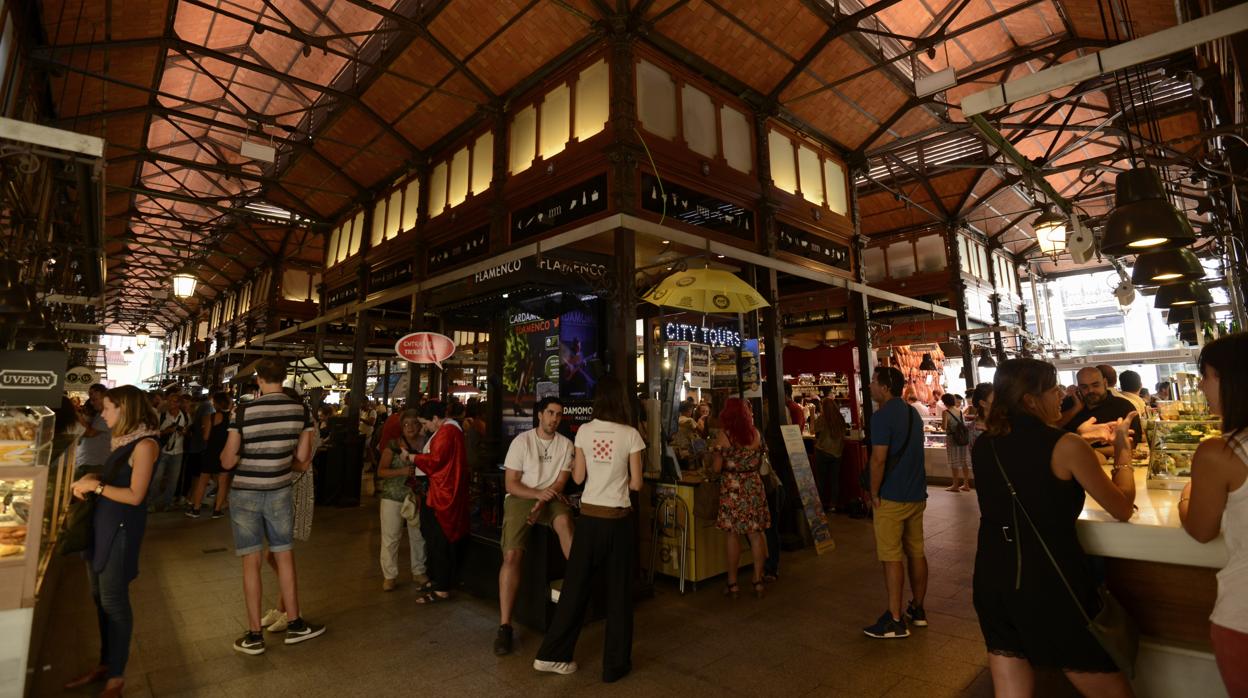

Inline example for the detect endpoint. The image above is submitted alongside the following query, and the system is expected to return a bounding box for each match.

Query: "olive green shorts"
[501,495,572,553]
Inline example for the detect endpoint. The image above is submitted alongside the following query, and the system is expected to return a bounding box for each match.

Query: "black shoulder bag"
[860,406,916,495]
[58,446,128,556]
[988,440,1139,677]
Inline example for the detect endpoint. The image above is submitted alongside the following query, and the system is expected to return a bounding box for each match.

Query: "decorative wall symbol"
[512,174,608,243]
[641,174,754,240]
[777,223,851,271]
[428,225,490,274]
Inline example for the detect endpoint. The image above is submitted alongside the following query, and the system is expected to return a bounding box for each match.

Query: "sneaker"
[906,601,928,627]
[185,508,201,519]
[533,659,578,675]
[260,609,287,632]
[233,631,265,655]
[284,618,326,645]
[382,578,397,592]
[863,611,910,639]
[211,509,225,520]
[493,624,514,656]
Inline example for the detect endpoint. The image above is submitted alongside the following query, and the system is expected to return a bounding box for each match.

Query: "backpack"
[948,411,970,447]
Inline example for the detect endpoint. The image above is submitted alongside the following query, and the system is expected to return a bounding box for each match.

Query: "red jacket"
[413,420,470,542]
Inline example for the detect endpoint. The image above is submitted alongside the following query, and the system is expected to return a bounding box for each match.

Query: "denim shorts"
[228,487,294,556]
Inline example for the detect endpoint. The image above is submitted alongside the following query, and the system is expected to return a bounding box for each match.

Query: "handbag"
[57,495,96,556]
[291,470,315,541]
[988,441,1139,677]
[400,490,420,523]
[860,405,916,494]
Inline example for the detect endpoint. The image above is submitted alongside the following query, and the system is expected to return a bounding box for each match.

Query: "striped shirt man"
[229,392,313,491]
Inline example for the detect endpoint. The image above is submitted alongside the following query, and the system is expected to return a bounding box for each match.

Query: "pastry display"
[0,407,55,466]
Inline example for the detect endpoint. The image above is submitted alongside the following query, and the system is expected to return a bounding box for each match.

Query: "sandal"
[945,485,961,492]
[64,666,107,689]
[415,591,450,604]
[753,580,766,599]
[762,573,778,583]
[415,580,436,594]
[723,582,740,599]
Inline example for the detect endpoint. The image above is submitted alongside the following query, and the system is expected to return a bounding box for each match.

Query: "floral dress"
[714,442,771,534]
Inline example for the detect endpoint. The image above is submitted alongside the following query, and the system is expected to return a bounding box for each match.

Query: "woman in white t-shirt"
[1179,333,1248,695]
[534,376,644,683]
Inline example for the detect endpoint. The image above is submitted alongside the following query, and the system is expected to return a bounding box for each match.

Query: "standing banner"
[780,425,835,554]
[739,339,762,398]
[710,346,737,389]
[687,343,711,389]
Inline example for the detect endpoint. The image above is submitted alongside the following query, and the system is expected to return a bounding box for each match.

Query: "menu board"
[739,339,761,399]
[711,346,738,390]
[780,425,835,555]
[687,343,711,389]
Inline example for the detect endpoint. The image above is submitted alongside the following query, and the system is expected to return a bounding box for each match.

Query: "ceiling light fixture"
[1032,207,1068,257]
[977,347,996,368]
[918,353,937,371]
[134,325,150,347]
[1101,167,1196,254]
[1131,248,1205,285]
[1154,281,1213,309]
[172,272,198,298]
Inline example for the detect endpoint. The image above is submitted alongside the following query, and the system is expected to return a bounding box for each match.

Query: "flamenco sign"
[395,332,456,369]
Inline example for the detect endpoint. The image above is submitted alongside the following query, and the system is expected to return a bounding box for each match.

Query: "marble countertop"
[1077,466,1227,569]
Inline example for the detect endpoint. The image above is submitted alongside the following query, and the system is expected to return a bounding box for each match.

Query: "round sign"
[712,294,730,310]
[675,276,696,287]
[395,332,457,368]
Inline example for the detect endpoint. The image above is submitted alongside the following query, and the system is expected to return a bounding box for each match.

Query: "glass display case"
[0,406,75,611]
[922,414,946,449]
[1147,407,1222,491]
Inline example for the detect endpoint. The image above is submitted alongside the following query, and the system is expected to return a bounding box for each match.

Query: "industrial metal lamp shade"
[1033,209,1068,255]
[172,273,198,298]
[919,353,937,371]
[1132,248,1204,286]
[1101,167,1196,255]
[135,325,150,347]
[977,348,996,368]
[123,347,134,357]
[1166,305,1213,325]
[1154,282,1213,309]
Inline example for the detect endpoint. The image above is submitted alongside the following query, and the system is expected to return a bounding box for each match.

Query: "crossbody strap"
[989,439,1093,625]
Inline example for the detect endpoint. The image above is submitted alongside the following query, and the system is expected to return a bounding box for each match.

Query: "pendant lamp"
[919,353,937,371]
[977,347,996,368]
[123,347,134,357]
[135,325,150,348]
[172,272,198,299]
[1132,248,1204,286]
[1102,167,1196,254]
[1154,281,1212,309]
[1032,208,1068,256]
[1166,305,1213,326]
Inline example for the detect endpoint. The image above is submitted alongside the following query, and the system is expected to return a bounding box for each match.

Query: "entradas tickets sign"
[395,332,456,369]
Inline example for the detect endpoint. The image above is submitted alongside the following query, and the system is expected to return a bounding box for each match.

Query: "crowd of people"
[53,330,1248,696]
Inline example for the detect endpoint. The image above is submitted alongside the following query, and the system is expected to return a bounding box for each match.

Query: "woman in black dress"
[971,359,1137,697]
[65,385,160,697]
[188,392,232,518]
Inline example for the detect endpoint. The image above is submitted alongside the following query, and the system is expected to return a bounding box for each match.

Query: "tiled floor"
[33,487,1083,697]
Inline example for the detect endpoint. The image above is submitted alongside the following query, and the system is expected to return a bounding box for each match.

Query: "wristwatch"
[94,483,105,497]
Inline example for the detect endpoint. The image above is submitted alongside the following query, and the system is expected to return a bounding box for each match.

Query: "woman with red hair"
[711,398,771,599]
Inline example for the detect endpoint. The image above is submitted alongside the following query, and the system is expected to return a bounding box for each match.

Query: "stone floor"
[32,487,1084,697]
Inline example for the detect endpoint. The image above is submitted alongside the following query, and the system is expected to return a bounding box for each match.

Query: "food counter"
[639,476,751,587]
[1078,466,1227,698]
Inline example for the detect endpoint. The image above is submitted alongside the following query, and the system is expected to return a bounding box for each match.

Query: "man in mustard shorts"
[864,366,929,639]
[494,397,576,656]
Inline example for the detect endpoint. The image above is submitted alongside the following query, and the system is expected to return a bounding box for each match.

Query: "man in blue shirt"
[864,366,928,639]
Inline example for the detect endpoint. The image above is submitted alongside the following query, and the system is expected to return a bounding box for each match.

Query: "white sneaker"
[533,659,578,675]
[261,610,288,632]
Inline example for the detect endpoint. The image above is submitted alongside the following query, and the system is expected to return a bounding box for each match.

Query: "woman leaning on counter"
[1178,332,1248,696]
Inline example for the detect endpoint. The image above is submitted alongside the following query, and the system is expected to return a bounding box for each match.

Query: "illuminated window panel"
[428,161,448,216]
[768,130,797,194]
[352,211,366,255]
[681,84,717,158]
[368,198,384,247]
[721,106,751,173]
[283,269,310,302]
[886,240,916,278]
[975,243,990,282]
[824,159,847,215]
[862,246,886,282]
[471,133,493,195]
[959,236,971,273]
[574,59,608,141]
[448,147,469,208]
[401,179,419,232]
[510,105,537,174]
[539,84,570,160]
[327,225,341,268]
[385,189,402,241]
[797,145,824,206]
[636,60,677,140]
[336,219,350,263]
[915,234,946,272]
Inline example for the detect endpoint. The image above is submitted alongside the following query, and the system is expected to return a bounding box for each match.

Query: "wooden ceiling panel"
[340,134,410,189]
[1059,0,1176,41]
[49,48,158,118]
[654,1,795,94]
[175,1,247,48]
[387,37,455,82]
[394,73,483,149]
[319,107,383,150]
[875,108,942,148]
[41,0,167,43]
[706,0,828,65]
[362,73,431,123]
[429,0,532,60]
[466,1,593,95]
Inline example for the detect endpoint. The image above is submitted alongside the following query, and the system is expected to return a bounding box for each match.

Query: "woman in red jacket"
[410,400,469,603]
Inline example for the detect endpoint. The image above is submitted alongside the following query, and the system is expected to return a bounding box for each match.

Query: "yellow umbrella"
[641,268,769,313]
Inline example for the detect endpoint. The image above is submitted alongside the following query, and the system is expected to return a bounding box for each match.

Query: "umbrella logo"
[651,288,668,301]
[712,294,730,310]
[675,276,696,287]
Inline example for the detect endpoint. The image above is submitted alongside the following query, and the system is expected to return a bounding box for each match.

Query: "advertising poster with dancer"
[501,310,560,440]
[558,303,600,435]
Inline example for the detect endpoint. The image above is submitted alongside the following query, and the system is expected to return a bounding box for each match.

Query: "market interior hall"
[1,0,1248,696]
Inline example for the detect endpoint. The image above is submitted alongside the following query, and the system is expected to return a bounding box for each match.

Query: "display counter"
[1078,466,1227,698]
[639,477,751,587]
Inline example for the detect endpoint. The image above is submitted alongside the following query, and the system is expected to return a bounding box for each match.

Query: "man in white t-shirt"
[494,397,575,656]
[149,393,189,511]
